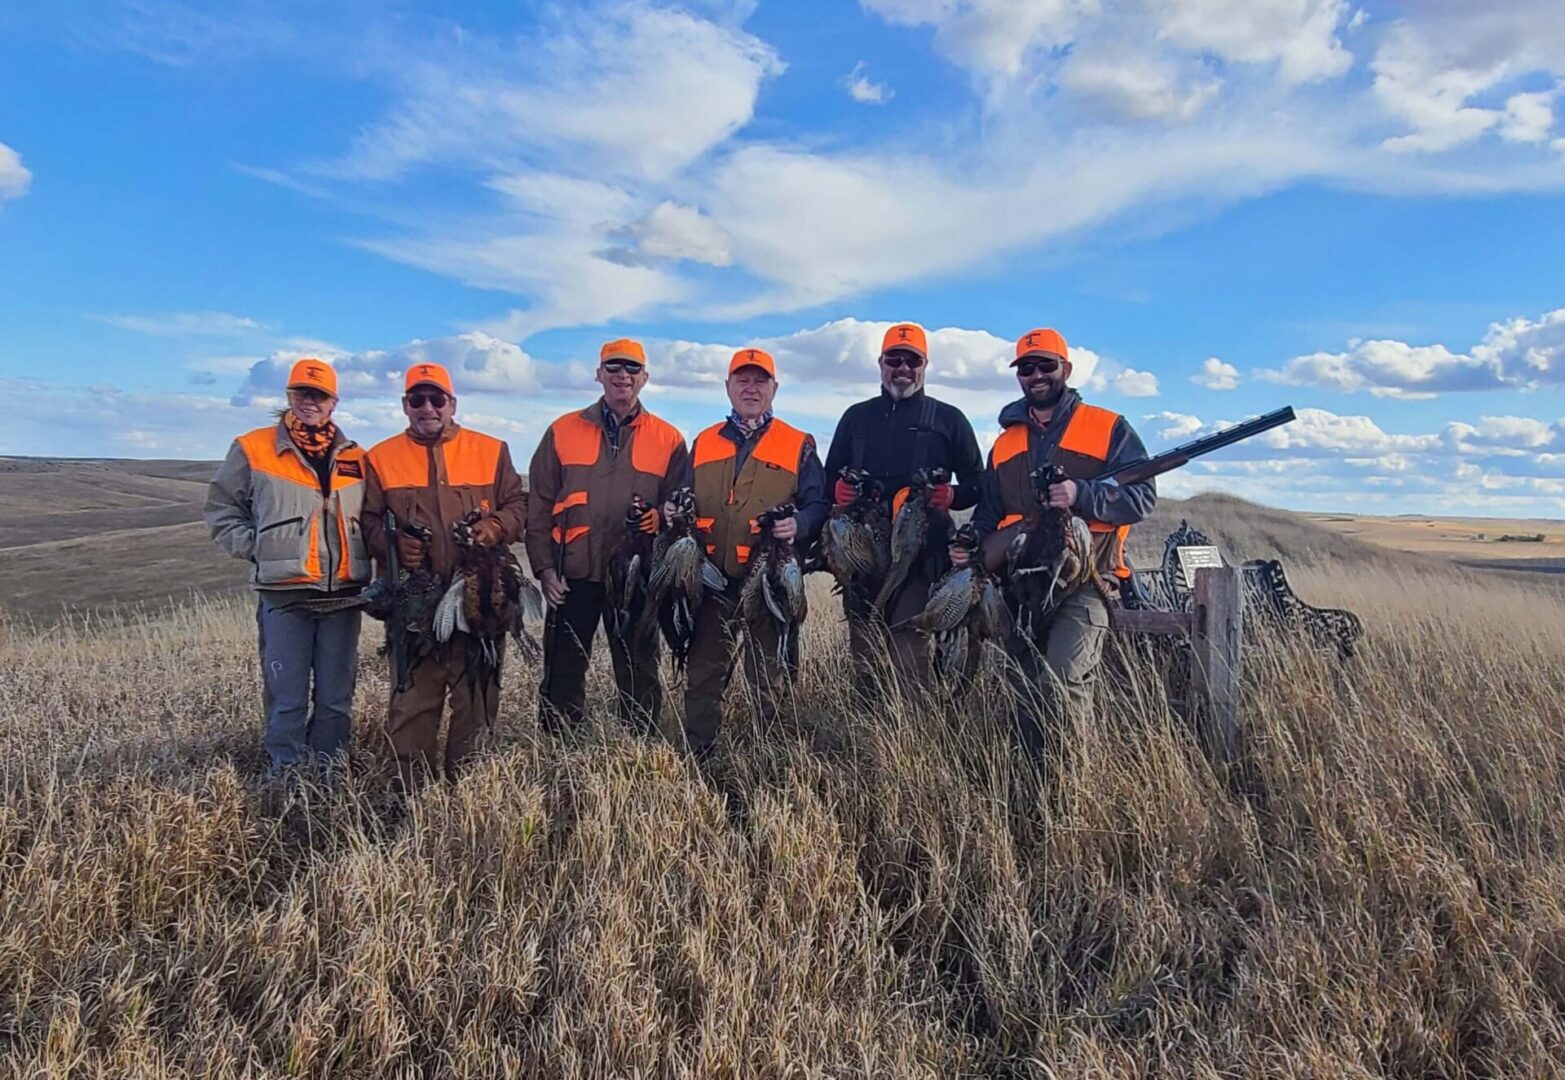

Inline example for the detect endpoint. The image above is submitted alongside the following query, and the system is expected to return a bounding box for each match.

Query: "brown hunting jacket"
[525,400,688,584]
[361,424,528,581]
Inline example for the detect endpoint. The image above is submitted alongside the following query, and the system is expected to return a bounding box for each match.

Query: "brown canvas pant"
[847,569,932,699]
[683,579,786,757]
[385,631,501,783]
[537,580,662,735]
[1005,588,1110,757]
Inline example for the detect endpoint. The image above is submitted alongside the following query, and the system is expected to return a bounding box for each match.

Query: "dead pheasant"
[435,510,545,713]
[643,487,726,672]
[740,502,808,674]
[606,494,656,648]
[892,523,1009,677]
[818,467,891,617]
[1005,464,1110,640]
[874,466,950,617]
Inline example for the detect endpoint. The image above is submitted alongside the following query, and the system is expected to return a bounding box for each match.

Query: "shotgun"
[979,406,1298,572]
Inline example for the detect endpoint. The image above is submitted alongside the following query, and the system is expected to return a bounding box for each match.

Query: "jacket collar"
[876,386,926,411]
[404,421,460,447]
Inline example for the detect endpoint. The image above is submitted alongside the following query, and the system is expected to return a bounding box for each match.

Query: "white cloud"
[93,311,266,337]
[1112,368,1161,397]
[0,142,32,201]
[860,0,1090,82]
[1145,410,1205,440]
[844,60,894,105]
[602,201,733,267]
[1372,4,1565,153]
[1151,0,1355,84]
[1192,356,1240,390]
[1500,88,1559,144]
[1262,305,1565,396]
[1058,50,1220,122]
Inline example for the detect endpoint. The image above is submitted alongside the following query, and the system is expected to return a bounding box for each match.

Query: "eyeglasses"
[289,386,332,402]
[601,360,644,375]
[1015,358,1062,378]
[405,391,449,409]
[881,351,924,370]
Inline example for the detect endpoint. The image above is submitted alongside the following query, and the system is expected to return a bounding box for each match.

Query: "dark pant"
[256,598,361,773]
[683,578,786,757]
[537,580,663,734]
[847,570,933,699]
[384,631,501,783]
[1005,589,1109,757]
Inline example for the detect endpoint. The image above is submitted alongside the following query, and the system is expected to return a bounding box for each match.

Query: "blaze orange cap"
[600,338,647,366]
[728,347,776,378]
[404,361,454,395]
[880,322,928,359]
[286,358,337,397]
[1013,327,1068,366]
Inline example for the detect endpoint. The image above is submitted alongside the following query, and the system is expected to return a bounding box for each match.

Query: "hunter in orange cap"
[824,320,983,696]
[404,361,454,395]
[287,357,338,398]
[363,354,527,786]
[1013,327,1068,365]
[728,346,776,378]
[679,342,826,758]
[525,332,686,736]
[205,354,369,775]
[600,338,647,367]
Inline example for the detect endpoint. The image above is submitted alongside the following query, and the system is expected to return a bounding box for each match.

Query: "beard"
[1025,380,1065,410]
[883,374,924,401]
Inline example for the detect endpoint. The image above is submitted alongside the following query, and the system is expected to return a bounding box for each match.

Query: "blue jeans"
[256,598,362,771]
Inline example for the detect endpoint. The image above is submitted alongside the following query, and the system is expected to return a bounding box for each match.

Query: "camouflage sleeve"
[202,441,256,561]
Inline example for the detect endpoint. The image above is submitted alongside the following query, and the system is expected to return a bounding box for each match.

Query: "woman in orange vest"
[680,348,828,758]
[204,358,372,777]
[961,328,1157,757]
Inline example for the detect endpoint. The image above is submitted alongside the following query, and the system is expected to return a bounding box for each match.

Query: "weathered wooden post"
[1189,566,1243,769]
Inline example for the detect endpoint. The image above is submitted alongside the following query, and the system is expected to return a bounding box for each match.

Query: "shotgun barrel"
[1094,406,1297,486]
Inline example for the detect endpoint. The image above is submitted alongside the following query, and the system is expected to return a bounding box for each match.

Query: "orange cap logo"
[880,322,928,358]
[728,347,777,378]
[1014,327,1068,364]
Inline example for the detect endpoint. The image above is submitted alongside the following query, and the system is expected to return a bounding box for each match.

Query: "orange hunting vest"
[235,423,370,590]
[990,403,1133,580]
[691,419,809,580]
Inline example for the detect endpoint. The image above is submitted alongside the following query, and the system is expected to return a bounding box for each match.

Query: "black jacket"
[972,390,1157,538]
[823,388,984,510]
[824,388,983,579]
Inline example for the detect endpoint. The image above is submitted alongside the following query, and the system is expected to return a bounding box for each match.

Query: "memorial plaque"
[1176,545,1224,589]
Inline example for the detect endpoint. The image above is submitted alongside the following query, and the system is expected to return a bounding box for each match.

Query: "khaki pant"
[1005,588,1109,757]
[385,632,501,782]
[537,580,662,735]
[847,570,932,699]
[683,578,786,757]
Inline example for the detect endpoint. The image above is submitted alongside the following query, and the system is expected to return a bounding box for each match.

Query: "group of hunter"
[205,323,1155,781]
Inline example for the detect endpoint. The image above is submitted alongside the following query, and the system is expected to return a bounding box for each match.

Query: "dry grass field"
[1306,511,1565,578]
[3,496,1564,1077]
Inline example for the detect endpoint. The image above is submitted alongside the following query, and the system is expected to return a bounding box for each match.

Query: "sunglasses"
[405,391,449,409]
[881,351,924,370]
[288,387,331,402]
[1015,358,1062,378]
[601,360,644,375]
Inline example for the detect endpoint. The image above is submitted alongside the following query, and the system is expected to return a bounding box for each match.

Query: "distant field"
[1305,511,1565,577]
[4,456,1562,625]
[0,456,245,622]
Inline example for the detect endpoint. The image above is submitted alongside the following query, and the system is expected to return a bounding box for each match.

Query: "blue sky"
[1,0,1562,516]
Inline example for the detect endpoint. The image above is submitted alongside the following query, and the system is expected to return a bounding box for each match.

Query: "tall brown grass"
[3,545,1564,1077]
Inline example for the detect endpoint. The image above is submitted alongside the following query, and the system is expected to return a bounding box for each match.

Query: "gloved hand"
[926,483,954,512]
[471,517,506,547]
[833,478,857,506]
[637,506,661,534]
[396,532,427,568]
